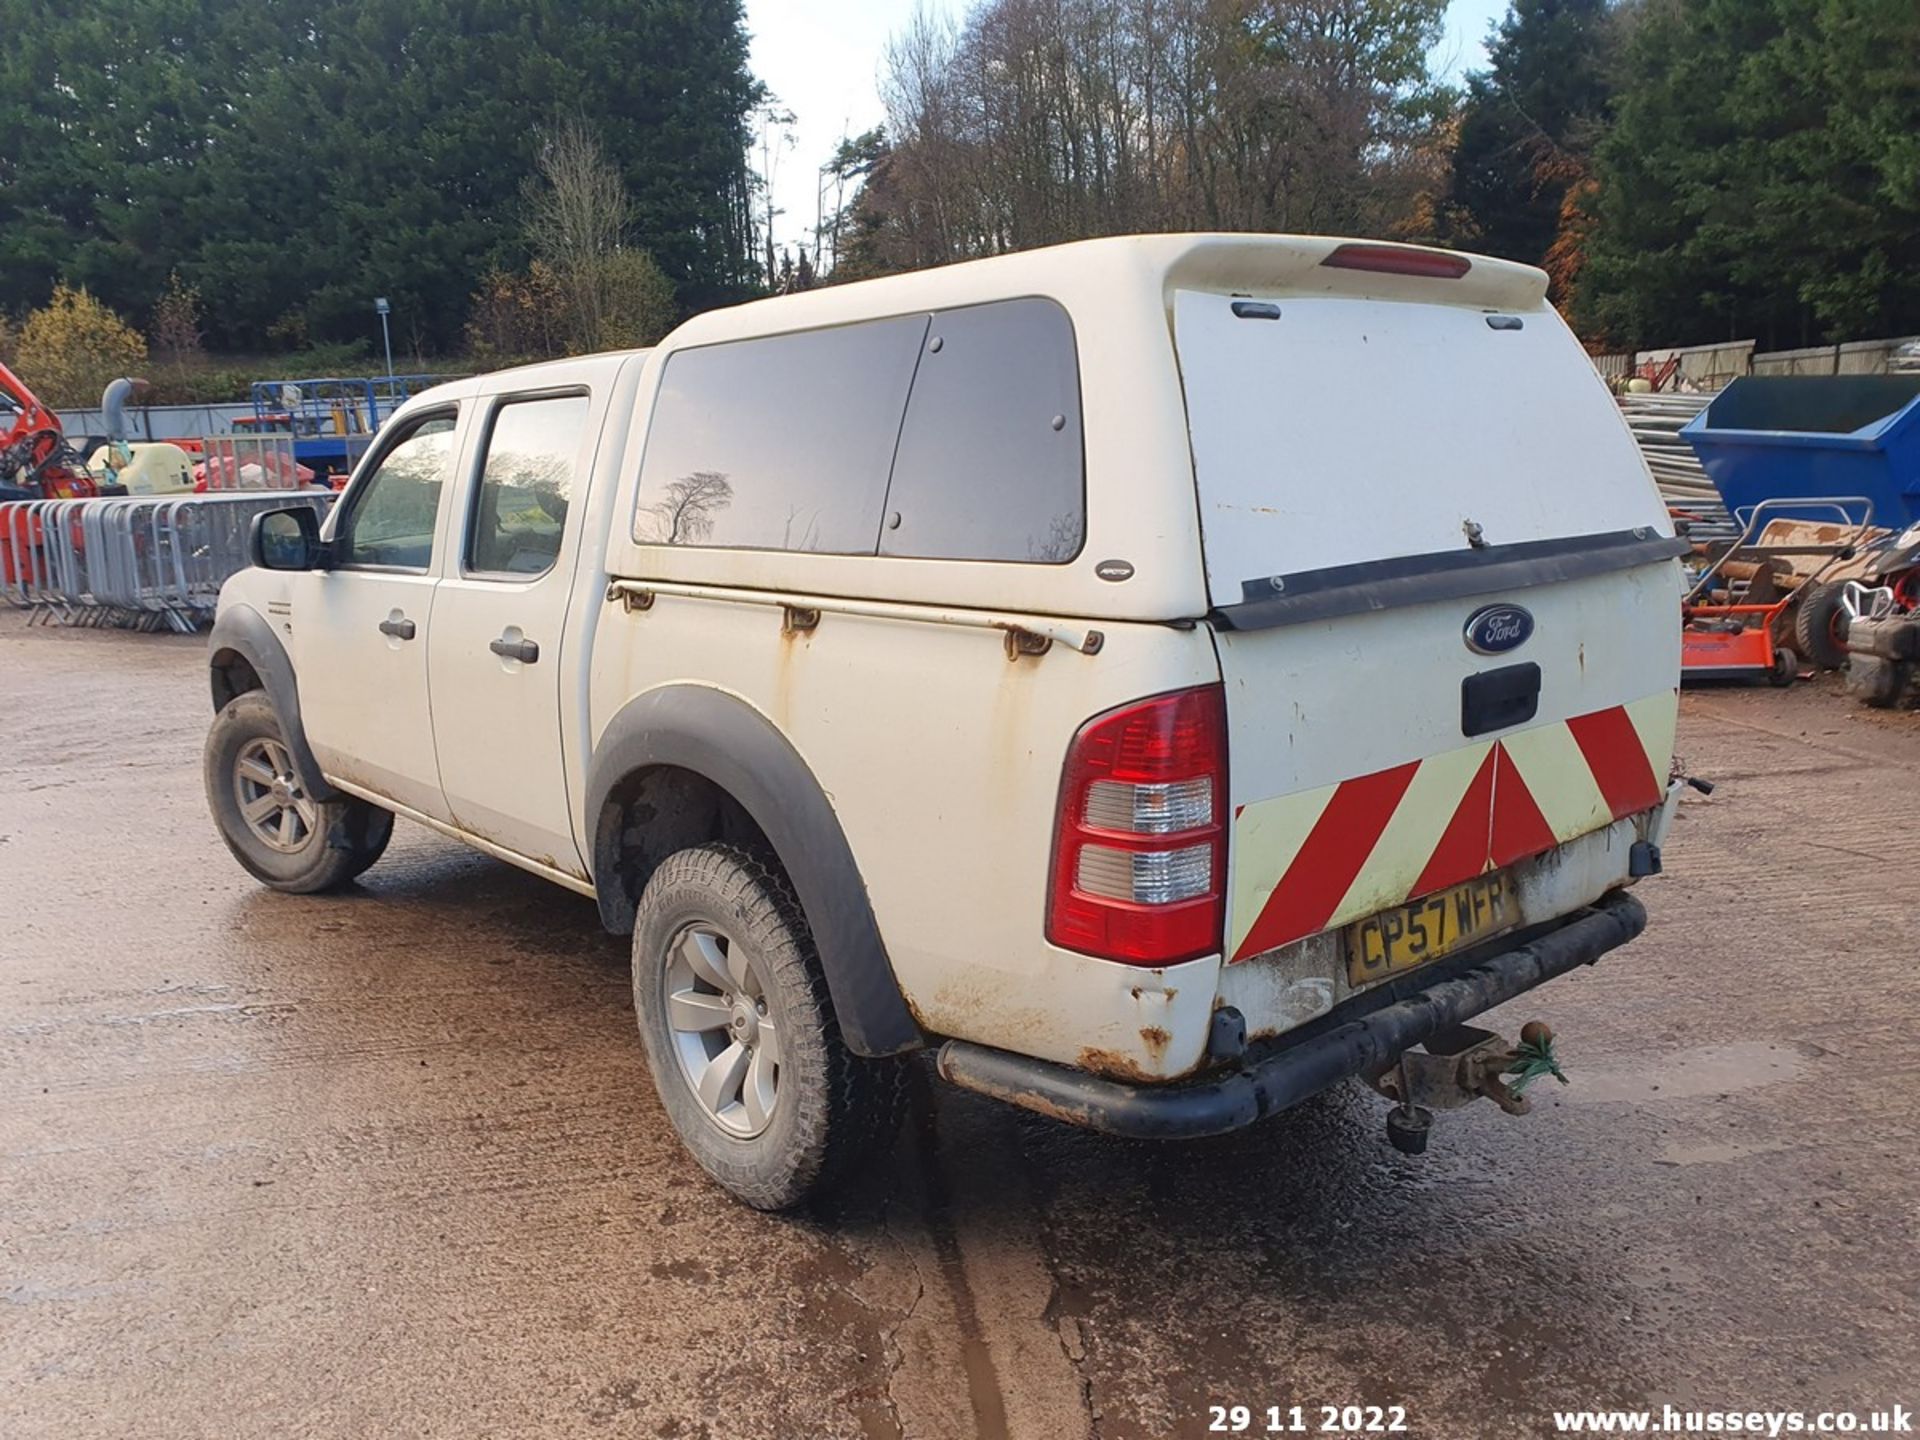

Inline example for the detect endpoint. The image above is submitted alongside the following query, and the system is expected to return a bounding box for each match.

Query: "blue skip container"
[1681,375,1920,527]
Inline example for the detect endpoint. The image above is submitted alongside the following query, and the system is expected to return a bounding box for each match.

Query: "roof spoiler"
[1163,235,1548,314]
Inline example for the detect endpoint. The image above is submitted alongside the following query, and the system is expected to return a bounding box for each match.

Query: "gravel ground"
[2,622,1915,1439]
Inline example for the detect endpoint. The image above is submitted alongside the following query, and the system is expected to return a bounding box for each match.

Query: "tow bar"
[1368,1020,1568,1155]
[937,893,1644,1140]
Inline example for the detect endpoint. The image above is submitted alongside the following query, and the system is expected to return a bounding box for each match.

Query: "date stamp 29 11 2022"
[1208,1404,1411,1435]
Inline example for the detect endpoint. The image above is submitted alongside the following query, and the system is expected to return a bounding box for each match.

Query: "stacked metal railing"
[1616,390,1735,543]
[1620,389,1728,526]
[0,491,334,632]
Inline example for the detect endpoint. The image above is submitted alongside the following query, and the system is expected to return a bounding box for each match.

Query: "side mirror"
[250,506,329,571]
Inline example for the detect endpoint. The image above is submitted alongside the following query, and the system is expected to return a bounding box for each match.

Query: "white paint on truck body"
[219,233,1683,1085]
[1174,290,1669,596]
[1173,279,1682,1009]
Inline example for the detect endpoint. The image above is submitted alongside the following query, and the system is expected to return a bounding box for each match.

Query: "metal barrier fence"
[0,491,334,633]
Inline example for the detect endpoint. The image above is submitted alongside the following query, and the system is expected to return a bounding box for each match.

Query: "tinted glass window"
[881,299,1084,563]
[467,394,588,577]
[634,315,928,553]
[336,413,457,570]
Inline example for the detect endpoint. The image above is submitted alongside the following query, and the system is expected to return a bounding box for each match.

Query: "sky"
[743,0,1511,261]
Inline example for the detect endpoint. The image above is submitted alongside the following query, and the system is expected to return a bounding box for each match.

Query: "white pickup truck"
[206,234,1686,1209]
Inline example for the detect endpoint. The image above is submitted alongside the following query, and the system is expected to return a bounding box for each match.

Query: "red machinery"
[1841,521,1920,708]
[0,361,98,499]
[1631,354,1683,392]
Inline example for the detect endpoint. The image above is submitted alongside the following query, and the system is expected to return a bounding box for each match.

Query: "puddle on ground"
[1652,1137,1793,1167]
[1561,1041,1813,1106]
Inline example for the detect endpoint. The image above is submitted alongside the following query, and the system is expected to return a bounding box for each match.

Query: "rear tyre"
[1790,582,1850,670]
[631,843,907,1211]
[204,691,393,893]
[1767,647,1800,687]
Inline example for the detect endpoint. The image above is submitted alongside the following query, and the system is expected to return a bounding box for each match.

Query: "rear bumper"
[935,889,1647,1139]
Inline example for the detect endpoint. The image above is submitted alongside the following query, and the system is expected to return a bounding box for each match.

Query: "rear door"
[428,387,599,872]
[1172,289,1683,966]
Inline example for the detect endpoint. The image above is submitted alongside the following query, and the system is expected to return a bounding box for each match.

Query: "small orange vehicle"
[1681,498,1876,685]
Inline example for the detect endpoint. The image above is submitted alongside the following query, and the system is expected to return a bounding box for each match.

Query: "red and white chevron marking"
[1228,692,1677,962]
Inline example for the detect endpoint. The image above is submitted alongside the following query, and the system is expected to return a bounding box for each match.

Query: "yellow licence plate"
[1346,873,1515,987]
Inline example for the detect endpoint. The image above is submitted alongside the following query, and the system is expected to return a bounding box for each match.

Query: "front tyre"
[631,844,906,1211]
[204,691,393,893]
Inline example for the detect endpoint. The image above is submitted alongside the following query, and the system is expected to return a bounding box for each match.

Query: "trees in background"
[521,119,679,354]
[150,275,206,370]
[818,129,888,276]
[524,118,643,357]
[1443,0,1920,350]
[463,119,678,363]
[0,0,762,355]
[1576,0,1920,351]
[5,0,1914,364]
[465,265,570,362]
[838,0,1920,352]
[15,287,149,408]
[1442,0,1618,302]
[842,0,1454,276]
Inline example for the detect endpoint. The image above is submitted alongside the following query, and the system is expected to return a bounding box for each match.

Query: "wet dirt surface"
[2,624,1916,1439]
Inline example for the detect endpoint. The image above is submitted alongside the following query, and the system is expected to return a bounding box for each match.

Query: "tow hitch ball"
[1370,1022,1563,1155]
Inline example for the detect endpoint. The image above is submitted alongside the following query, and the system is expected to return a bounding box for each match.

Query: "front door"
[295,408,461,822]
[427,390,593,871]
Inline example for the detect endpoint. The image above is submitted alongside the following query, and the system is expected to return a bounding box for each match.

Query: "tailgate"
[1171,288,1683,964]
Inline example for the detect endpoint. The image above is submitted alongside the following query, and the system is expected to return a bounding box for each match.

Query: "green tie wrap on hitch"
[1505,1020,1568,1097]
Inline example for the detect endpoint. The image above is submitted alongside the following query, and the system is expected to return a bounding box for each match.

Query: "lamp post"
[373,297,394,381]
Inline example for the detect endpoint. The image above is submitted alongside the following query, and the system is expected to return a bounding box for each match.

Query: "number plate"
[1346,873,1515,987]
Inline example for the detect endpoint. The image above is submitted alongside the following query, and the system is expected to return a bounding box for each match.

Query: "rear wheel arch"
[585,685,922,1058]
[592,763,770,925]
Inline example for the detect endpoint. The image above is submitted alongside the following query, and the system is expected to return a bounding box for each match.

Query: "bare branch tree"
[754,103,798,287]
[525,116,635,352]
[643,471,734,545]
[845,0,1450,277]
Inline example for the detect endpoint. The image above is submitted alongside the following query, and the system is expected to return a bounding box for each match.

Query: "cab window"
[466,393,589,578]
[335,413,458,570]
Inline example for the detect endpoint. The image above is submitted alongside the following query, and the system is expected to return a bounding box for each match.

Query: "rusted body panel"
[586,593,1224,1080]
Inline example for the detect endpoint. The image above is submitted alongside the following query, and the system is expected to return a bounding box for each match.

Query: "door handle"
[378,615,416,640]
[489,635,540,664]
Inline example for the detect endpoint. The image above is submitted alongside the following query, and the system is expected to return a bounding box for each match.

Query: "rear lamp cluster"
[1046,685,1228,966]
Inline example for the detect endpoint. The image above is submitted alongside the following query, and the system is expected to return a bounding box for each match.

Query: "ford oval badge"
[1465,603,1533,655]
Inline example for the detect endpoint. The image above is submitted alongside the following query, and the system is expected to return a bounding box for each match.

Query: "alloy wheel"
[233,736,318,854]
[662,922,782,1139]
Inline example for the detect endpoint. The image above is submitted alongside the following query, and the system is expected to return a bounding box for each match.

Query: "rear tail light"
[1321,242,1471,279]
[1047,685,1227,966]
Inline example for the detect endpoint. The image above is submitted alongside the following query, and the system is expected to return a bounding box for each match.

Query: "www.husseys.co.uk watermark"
[1551,1406,1911,1435]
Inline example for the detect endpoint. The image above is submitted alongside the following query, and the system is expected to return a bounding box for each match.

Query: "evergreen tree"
[1444,0,1618,270]
[1576,0,1920,349]
[0,0,763,352]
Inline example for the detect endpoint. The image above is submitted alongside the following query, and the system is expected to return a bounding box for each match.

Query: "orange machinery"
[1682,498,1876,684]
[0,361,98,499]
